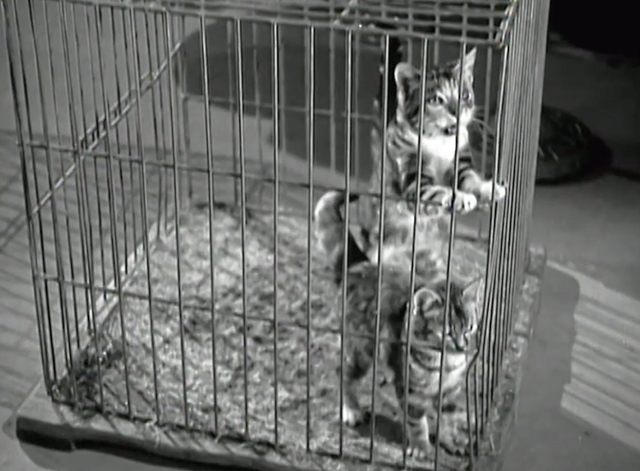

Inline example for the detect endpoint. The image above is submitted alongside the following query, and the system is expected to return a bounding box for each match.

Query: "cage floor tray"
[15,205,546,471]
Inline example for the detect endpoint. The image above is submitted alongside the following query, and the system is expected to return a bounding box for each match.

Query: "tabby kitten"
[337,253,479,457]
[358,41,507,263]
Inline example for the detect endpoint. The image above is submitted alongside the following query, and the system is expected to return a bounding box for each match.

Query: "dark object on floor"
[535,106,612,183]
[471,105,612,184]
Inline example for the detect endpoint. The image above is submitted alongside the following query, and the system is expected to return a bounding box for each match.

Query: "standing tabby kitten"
[314,194,479,457]
[359,42,507,263]
[338,254,479,457]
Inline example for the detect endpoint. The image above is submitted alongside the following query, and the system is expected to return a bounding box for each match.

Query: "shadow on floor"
[503,267,640,471]
[17,439,221,471]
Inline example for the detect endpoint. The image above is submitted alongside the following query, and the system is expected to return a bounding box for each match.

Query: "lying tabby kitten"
[359,41,507,262]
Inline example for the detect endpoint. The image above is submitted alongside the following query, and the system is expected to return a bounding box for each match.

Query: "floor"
[502,264,640,471]
[1,3,640,471]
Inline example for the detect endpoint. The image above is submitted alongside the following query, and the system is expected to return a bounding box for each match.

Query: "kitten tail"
[313,190,368,284]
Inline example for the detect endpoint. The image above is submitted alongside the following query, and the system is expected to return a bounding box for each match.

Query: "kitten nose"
[443,125,457,136]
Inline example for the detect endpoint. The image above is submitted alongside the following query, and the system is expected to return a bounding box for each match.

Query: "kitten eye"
[458,88,473,102]
[427,95,444,106]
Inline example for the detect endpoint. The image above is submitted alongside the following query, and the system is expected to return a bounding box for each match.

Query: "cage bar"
[232,17,251,437]
[401,37,429,468]
[368,31,391,463]
[338,28,354,457]
[198,9,219,435]
[121,6,139,270]
[433,42,472,470]
[129,4,162,424]
[304,25,316,452]
[164,11,190,428]
[271,21,282,447]
[85,5,110,302]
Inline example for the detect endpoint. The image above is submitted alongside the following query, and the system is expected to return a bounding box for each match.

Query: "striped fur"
[339,252,480,457]
[314,41,507,271]
[313,187,446,286]
[360,43,507,261]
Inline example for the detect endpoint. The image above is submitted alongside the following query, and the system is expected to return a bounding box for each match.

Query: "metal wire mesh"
[3,0,549,469]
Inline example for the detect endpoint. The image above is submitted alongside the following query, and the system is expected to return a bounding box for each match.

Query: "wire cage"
[3,0,548,470]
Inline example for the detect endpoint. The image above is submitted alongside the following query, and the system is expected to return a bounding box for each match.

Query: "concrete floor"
[1,3,640,471]
[500,51,640,471]
[502,52,640,471]
[502,264,640,471]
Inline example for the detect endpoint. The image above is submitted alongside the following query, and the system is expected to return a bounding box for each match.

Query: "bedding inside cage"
[55,202,494,468]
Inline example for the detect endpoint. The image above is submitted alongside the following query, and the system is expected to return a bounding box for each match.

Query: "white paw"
[438,411,472,456]
[407,419,432,460]
[408,438,432,460]
[442,191,478,214]
[342,404,364,427]
[478,180,507,204]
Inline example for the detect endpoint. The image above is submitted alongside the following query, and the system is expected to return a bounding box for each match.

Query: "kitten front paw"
[437,411,471,456]
[342,403,365,427]
[407,416,433,459]
[408,421,433,460]
[478,180,507,204]
[442,191,478,214]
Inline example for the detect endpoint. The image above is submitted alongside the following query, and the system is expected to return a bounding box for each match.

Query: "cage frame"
[3,1,549,470]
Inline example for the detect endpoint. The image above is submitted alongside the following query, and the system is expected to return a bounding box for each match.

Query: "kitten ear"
[394,62,419,110]
[412,287,441,318]
[453,47,477,81]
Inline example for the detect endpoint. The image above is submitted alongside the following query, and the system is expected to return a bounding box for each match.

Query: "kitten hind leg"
[428,388,471,455]
[392,361,433,459]
[341,350,370,426]
[436,409,472,456]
